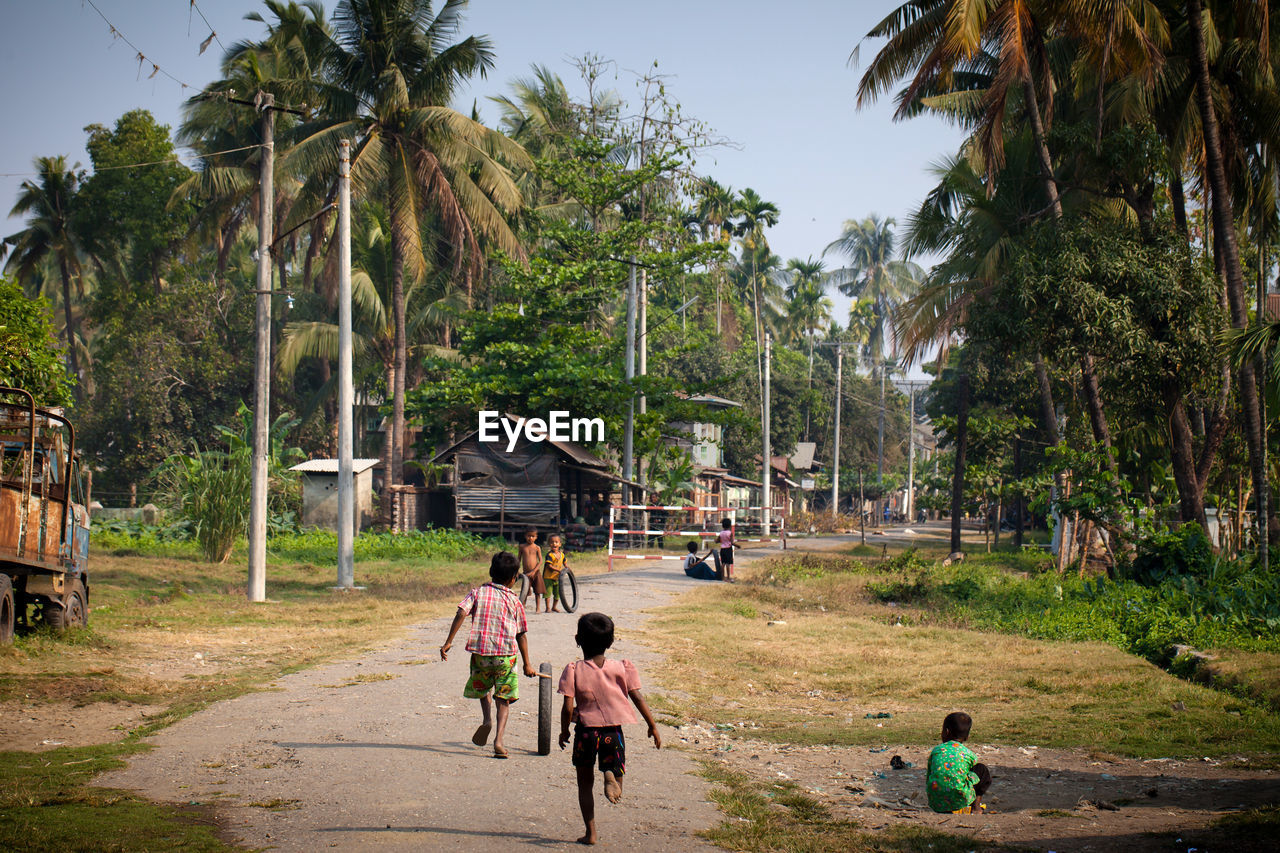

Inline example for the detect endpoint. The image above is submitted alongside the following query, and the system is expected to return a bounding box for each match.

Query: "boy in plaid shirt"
[440,551,536,758]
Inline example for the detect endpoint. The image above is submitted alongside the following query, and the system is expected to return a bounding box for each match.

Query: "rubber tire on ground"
[558,568,578,613]
[48,578,88,632]
[0,575,14,645]
[537,661,553,756]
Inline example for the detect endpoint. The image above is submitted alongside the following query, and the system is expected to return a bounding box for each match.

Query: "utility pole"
[906,384,916,524]
[859,468,866,545]
[762,332,772,537]
[336,139,355,589]
[248,91,275,604]
[831,345,843,518]
[623,258,637,502]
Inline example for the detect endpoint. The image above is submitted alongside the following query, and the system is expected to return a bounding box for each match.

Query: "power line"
[187,0,226,56]
[0,143,261,178]
[81,0,195,91]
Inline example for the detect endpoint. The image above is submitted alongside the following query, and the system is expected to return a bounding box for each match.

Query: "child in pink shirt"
[557,612,661,845]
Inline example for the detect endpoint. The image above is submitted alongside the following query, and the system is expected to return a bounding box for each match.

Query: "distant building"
[290,458,380,531]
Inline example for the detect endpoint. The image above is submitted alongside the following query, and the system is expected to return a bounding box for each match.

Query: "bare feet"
[471,723,492,746]
[603,771,622,804]
[576,833,596,845]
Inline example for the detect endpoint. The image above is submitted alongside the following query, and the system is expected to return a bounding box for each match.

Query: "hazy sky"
[1,0,965,344]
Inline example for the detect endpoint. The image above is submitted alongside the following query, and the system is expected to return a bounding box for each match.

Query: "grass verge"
[642,554,1280,758]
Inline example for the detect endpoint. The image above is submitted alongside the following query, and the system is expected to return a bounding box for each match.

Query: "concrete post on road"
[248,91,275,604]
[762,333,772,538]
[832,345,842,519]
[336,139,356,590]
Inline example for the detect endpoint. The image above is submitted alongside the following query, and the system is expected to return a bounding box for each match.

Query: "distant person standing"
[518,527,545,613]
[717,518,739,582]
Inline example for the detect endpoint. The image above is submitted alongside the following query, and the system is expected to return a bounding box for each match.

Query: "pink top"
[557,658,641,726]
[718,528,733,548]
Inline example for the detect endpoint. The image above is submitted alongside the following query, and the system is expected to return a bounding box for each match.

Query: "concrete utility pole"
[831,345,843,518]
[336,139,355,589]
[906,384,916,523]
[248,91,275,604]
[762,332,772,537]
[622,258,637,501]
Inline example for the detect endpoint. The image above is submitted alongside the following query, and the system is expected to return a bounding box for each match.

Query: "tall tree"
[286,0,529,490]
[733,187,779,391]
[3,156,87,403]
[825,215,921,363]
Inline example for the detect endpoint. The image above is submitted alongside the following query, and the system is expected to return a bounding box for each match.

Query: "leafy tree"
[72,110,193,302]
[0,277,72,407]
[824,215,921,363]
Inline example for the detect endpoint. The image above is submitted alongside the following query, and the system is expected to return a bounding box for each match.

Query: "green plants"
[1126,523,1214,586]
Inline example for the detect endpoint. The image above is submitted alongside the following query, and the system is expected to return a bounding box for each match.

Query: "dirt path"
[97,567,727,851]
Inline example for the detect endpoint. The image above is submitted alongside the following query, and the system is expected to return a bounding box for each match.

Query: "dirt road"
[98,565,733,851]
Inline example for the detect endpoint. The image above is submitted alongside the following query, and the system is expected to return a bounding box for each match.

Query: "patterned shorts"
[463,653,519,701]
[572,724,626,776]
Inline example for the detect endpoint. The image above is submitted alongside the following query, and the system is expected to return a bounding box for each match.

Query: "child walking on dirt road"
[558,612,661,845]
[440,552,536,758]
[927,711,992,813]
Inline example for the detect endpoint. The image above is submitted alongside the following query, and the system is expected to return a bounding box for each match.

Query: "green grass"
[0,742,234,852]
[697,760,1000,852]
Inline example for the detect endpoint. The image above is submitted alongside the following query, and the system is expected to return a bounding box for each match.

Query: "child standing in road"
[558,612,661,846]
[518,527,545,612]
[544,534,568,613]
[717,518,739,582]
[926,711,992,813]
[440,551,536,758]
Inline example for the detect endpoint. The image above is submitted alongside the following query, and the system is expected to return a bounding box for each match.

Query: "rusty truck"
[0,387,91,643]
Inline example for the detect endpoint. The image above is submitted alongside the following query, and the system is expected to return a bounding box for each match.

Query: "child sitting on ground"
[543,534,568,613]
[927,711,992,813]
[518,527,545,612]
[558,612,661,845]
[439,551,537,759]
[682,540,720,581]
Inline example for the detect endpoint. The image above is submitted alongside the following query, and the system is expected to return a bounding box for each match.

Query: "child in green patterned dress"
[926,711,992,813]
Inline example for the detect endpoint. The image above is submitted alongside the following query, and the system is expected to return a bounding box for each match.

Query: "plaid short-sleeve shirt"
[457,582,527,656]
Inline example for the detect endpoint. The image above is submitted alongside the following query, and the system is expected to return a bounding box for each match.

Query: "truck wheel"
[48,579,88,632]
[0,575,14,645]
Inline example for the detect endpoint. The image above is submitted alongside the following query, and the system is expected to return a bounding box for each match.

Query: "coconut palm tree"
[694,177,738,334]
[284,0,529,489]
[824,215,921,364]
[733,187,780,390]
[3,156,88,403]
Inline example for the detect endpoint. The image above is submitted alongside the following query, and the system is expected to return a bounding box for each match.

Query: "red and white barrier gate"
[606,504,788,571]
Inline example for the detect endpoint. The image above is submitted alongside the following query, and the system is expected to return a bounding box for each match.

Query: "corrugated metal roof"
[429,414,609,470]
[290,458,381,474]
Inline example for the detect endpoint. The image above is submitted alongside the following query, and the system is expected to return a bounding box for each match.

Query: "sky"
[1,0,965,367]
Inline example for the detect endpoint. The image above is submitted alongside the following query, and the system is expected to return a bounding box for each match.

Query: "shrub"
[1126,523,1213,586]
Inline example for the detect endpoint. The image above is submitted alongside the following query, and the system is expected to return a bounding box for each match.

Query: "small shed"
[428,419,620,537]
[290,458,380,531]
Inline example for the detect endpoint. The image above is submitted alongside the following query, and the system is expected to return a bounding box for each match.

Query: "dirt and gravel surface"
[96,565,727,851]
[34,534,1280,851]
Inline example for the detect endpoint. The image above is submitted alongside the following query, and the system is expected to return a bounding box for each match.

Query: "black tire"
[558,568,578,613]
[519,572,531,602]
[0,575,14,645]
[537,661,553,756]
[48,578,88,632]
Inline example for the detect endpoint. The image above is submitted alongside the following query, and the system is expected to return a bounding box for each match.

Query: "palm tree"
[694,177,737,333]
[824,215,921,364]
[779,257,834,440]
[733,187,780,391]
[285,0,529,489]
[4,156,87,403]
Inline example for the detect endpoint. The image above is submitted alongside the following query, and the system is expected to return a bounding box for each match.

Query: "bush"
[1126,523,1213,586]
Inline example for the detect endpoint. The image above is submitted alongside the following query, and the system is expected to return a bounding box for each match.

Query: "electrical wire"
[0,143,262,178]
[81,0,195,90]
[187,0,226,56]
